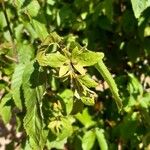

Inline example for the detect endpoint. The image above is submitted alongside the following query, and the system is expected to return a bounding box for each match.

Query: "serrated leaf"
[73,51,104,67]
[131,0,150,18]
[78,75,98,88]
[11,64,25,110]
[0,94,12,124]
[95,60,122,110]
[17,43,35,63]
[37,52,68,68]
[95,128,108,150]
[22,61,47,150]
[82,130,96,150]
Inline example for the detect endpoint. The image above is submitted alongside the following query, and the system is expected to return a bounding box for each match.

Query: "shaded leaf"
[0,94,12,124]
[11,64,25,110]
[22,61,47,149]
[59,89,74,115]
[48,117,73,141]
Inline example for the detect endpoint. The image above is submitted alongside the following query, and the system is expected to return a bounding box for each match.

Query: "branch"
[1,0,18,63]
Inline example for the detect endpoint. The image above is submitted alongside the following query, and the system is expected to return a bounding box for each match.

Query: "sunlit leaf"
[59,65,69,77]
[131,0,150,18]
[72,51,104,67]
[95,128,108,150]
[82,130,96,150]
[37,52,68,68]
[95,60,122,110]
[75,108,96,128]
[78,75,98,88]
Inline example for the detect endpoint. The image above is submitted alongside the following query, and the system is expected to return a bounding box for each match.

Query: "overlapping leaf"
[22,61,47,149]
[11,64,25,110]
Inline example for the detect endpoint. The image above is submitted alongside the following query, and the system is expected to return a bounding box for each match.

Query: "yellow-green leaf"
[73,51,104,67]
[78,75,98,88]
[37,52,68,68]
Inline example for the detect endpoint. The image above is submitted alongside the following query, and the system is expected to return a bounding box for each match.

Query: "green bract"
[36,33,122,108]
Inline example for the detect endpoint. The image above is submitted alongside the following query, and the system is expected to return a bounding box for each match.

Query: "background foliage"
[0,0,150,149]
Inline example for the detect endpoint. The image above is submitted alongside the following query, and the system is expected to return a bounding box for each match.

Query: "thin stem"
[4,55,18,63]
[1,0,18,63]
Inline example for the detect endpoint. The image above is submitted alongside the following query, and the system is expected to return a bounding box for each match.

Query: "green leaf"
[59,89,74,115]
[103,0,113,21]
[95,60,122,110]
[45,52,68,68]
[81,96,95,106]
[11,64,25,110]
[0,11,7,29]
[22,61,47,150]
[95,128,108,150]
[73,63,86,75]
[75,108,96,128]
[139,93,150,109]
[17,43,35,63]
[127,73,143,96]
[26,0,40,17]
[32,19,48,40]
[40,32,62,47]
[131,0,150,18]
[78,75,98,88]
[71,46,83,58]
[48,117,73,141]
[82,130,96,150]
[36,52,68,68]
[23,22,38,39]
[46,138,67,149]
[72,51,104,67]
[59,65,69,77]
[0,94,12,124]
